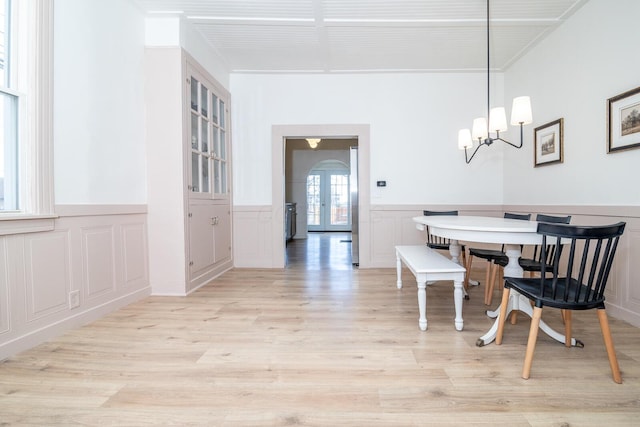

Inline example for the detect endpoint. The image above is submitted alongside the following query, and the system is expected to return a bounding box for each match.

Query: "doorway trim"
[272,124,371,268]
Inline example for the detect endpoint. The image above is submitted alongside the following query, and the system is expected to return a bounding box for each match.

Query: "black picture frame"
[607,86,640,153]
[534,118,564,167]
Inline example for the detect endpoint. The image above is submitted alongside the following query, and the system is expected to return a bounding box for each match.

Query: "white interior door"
[307,169,350,232]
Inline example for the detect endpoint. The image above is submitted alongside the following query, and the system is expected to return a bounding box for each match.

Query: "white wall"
[230,72,505,207]
[503,0,640,205]
[180,21,230,89]
[54,0,147,204]
[144,16,230,89]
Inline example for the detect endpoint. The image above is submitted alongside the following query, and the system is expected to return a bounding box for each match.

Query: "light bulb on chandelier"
[306,138,321,149]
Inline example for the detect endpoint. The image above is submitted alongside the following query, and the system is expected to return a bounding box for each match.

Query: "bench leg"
[417,279,427,331]
[453,279,464,331]
[396,253,403,289]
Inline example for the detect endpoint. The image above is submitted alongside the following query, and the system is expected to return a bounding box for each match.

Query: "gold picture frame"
[607,86,640,153]
[534,118,564,167]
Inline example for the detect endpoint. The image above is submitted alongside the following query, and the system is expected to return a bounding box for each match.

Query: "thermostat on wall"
[377,181,387,187]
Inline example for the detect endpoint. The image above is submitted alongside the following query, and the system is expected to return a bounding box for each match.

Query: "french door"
[307,170,350,232]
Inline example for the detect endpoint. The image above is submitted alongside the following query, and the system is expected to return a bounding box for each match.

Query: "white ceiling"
[133,0,590,73]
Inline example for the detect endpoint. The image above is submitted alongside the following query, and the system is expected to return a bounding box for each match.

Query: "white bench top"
[395,245,466,274]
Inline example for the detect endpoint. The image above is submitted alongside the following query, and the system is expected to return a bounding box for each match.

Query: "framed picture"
[534,118,564,167]
[607,86,640,153]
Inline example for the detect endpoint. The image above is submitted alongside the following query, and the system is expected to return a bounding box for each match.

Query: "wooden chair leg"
[495,287,511,345]
[522,306,543,380]
[482,261,492,302]
[563,309,572,347]
[597,309,622,384]
[485,262,498,306]
[506,268,519,325]
[464,254,474,292]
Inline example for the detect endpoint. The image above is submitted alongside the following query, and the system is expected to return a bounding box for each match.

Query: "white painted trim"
[503,205,640,219]
[0,217,55,235]
[233,205,272,212]
[55,204,148,217]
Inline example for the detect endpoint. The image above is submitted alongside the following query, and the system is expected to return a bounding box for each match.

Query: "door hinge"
[189,261,194,266]
[188,212,193,218]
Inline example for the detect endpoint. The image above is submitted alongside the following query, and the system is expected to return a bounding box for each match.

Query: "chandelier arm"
[494,124,525,148]
[464,141,485,164]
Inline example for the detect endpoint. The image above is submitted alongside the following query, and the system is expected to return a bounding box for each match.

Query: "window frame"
[0,0,55,235]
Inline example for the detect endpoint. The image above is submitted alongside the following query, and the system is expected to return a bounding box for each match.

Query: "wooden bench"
[396,245,467,331]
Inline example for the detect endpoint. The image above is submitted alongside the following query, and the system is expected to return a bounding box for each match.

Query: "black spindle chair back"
[537,222,624,310]
[423,210,459,251]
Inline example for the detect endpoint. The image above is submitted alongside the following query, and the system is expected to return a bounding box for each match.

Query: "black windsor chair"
[463,212,531,306]
[495,221,626,383]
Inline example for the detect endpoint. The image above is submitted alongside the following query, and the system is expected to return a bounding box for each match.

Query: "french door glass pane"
[190,113,198,149]
[201,118,208,152]
[190,77,198,111]
[214,159,220,193]
[211,94,218,124]
[201,157,209,193]
[220,161,227,194]
[330,174,349,225]
[220,130,226,159]
[219,100,225,129]
[212,128,219,156]
[306,174,320,226]
[191,152,199,192]
[201,85,208,118]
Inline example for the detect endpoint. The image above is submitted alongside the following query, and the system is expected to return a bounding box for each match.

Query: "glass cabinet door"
[188,71,229,199]
[212,99,228,196]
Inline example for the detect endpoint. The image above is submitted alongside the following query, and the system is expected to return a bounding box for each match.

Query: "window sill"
[0,214,57,236]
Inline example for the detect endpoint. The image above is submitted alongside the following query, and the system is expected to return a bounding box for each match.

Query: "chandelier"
[458,0,533,164]
[306,138,321,149]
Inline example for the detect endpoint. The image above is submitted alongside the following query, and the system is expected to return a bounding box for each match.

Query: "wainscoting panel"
[82,225,116,299]
[367,205,501,268]
[625,224,640,313]
[0,238,9,334]
[233,206,275,268]
[24,231,71,321]
[122,222,148,288]
[0,206,151,361]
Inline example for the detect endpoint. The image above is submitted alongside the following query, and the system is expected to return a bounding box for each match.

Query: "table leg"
[448,240,474,297]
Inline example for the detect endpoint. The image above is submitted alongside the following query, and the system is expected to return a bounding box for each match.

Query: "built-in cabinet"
[145,48,232,295]
[188,202,231,282]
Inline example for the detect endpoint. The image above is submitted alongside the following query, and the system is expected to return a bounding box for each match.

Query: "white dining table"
[413,215,580,347]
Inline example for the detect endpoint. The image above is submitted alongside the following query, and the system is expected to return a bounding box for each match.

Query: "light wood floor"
[1,232,639,426]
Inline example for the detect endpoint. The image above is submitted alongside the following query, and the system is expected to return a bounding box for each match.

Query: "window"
[0,0,53,223]
[0,0,17,211]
